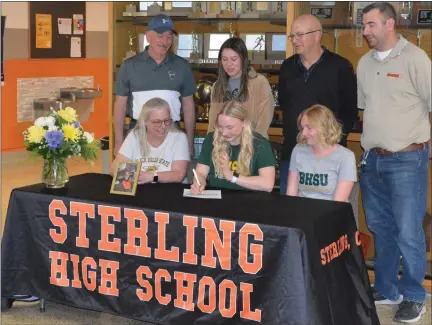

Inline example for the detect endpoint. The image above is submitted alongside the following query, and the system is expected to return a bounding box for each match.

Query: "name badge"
[387,73,403,79]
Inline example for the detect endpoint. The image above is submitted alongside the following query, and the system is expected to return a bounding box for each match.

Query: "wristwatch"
[152,172,158,183]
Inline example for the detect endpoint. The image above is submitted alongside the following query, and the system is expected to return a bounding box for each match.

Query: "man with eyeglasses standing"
[114,14,197,157]
[358,2,431,323]
[278,14,358,195]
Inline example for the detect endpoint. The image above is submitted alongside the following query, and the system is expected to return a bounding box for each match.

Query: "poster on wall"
[36,14,52,49]
[73,14,84,35]
[1,15,5,83]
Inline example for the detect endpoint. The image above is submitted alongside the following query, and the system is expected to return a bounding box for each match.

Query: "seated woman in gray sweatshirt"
[286,104,357,202]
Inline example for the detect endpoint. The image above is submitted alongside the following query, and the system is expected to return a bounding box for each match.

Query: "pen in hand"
[192,169,201,187]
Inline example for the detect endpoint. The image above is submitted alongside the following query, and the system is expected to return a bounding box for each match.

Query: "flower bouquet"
[24,107,100,188]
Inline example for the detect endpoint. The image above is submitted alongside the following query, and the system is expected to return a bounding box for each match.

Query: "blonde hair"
[212,100,254,177]
[133,98,179,157]
[297,104,342,146]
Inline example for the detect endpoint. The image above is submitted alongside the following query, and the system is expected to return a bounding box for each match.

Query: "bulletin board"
[29,1,86,59]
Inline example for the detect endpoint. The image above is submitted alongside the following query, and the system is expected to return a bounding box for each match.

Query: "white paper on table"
[58,18,72,35]
[70,37,82,58]
[183,189,222,199]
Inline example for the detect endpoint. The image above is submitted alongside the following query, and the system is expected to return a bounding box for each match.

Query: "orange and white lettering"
[49,251,69,287]
[155,269,172,305]
[136,266,153,301]
[70,254,82,288]
[197,276,216,314]
[202,218,235,270]
[98,205,121,253]
[154,212,180,262]
[123,209,151,257]
[331,242,338,259]
[239,224,263,275]
[320,249,327,265]
[240,282,261,321]
[70,201,95,248]
[82,257,97,291]
[183,216,198,265]
[325,246,331,263]
[219,279,237,318]
[174,271,197,311]
[49,200,67,244]
[99,259,120,296]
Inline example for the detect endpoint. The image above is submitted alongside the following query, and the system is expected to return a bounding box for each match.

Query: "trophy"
[399,1,413,20]
[148,1,162,16]
[194,76,216,122]
[251,34,266,63]
[190,31,201,60]
[123,2,137,17]
[229,23,237,38]
[241,2,259,18]
[124,28,137,60]
[189,2,207,18]
[126,2,136,13]
[272,1,286,18]
[218,2,238,18]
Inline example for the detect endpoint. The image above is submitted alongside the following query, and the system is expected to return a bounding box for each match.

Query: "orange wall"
[1,58,109,152]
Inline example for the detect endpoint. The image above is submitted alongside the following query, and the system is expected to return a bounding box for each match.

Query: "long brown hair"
[212,37,250,103]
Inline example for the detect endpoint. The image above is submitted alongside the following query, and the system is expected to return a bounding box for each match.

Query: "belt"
[370,142,428,155]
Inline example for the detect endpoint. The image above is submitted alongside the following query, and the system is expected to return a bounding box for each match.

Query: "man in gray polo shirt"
[114,14,197,156]
[358,2,431,323]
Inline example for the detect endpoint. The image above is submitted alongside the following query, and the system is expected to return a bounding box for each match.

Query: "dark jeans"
[359,146,429,303]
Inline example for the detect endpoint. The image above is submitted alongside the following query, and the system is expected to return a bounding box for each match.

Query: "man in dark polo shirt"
[278,14,358,195]
[114,14,197,156]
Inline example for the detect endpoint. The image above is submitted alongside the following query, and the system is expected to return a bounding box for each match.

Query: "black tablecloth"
[2,173,379,325]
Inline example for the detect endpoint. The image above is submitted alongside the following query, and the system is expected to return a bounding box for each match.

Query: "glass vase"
[42,157,69,188]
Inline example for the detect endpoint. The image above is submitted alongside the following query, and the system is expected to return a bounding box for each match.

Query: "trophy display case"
[111,3,431,273]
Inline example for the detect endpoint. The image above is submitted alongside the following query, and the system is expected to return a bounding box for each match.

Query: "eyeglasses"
[287,29,321,42]
[149,118,172,127]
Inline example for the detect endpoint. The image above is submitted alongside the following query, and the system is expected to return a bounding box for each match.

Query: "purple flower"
[73,121,80,128]
[45,131,64,149]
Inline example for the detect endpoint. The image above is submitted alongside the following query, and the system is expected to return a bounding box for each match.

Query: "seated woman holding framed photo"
[191,100,276,194]
[286,104,357,202]
[112,98,190,184]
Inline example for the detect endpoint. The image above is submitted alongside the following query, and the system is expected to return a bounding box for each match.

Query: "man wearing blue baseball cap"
[114,14,197,157]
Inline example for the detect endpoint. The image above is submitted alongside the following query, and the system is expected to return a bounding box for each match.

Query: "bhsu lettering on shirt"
[140,157,170,168]
[299,172,329,187]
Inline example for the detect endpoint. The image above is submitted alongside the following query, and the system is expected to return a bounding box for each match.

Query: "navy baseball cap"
[148,14,177,35]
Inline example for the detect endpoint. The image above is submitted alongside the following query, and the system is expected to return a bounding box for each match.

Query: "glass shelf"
[116,16,286,26]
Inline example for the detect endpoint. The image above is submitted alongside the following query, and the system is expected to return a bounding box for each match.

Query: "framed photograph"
[417,9,432,24]
[311,7,333,19]
[110,160,141,196]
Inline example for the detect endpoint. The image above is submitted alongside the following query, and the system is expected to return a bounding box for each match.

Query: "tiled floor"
[1,151,431,325]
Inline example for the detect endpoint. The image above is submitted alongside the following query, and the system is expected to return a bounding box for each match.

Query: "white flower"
[48,125,59,131]
[83,131,94,143]
[35,116,55,128]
